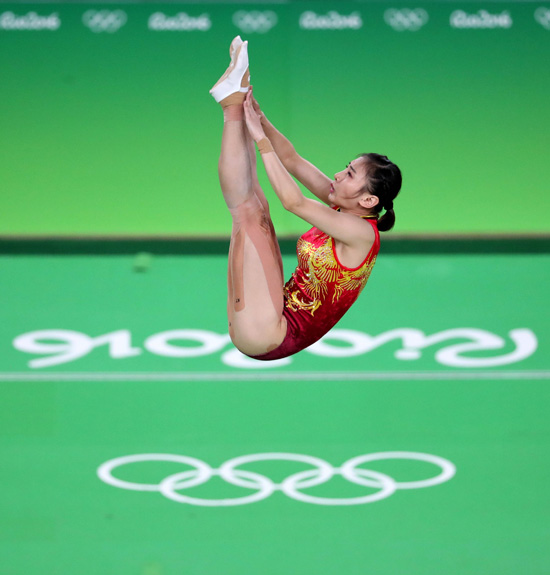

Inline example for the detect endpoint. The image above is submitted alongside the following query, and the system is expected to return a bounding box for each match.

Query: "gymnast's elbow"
[281,191,305,213]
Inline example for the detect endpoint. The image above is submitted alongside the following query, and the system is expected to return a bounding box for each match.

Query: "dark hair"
[358,153,402,232]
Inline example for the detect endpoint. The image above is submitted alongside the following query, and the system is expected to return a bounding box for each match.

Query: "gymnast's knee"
[228,195,270,229]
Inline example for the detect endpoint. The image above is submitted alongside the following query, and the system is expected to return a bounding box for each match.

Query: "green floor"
[1,252,549,574]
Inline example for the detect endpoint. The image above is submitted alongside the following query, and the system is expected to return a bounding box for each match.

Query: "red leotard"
[251,215,380,360]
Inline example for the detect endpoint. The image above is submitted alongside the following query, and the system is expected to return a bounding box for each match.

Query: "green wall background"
[1,1,549,237]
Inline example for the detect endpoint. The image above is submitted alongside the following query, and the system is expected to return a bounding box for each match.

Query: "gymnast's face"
[329,158,370,206]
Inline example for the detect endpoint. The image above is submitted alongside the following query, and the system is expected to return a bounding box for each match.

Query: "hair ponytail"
[358,153,402,232]
[377,207,395,232]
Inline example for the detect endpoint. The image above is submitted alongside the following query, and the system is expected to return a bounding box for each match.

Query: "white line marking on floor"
[0,371,549,381]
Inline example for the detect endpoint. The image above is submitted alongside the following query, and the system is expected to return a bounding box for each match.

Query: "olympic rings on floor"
[97,451,456,506]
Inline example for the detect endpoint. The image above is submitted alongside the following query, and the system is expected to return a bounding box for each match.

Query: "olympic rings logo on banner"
[82,10,127,33]
[97,451,456,506]
[384,9,429,31]
[535,7,550,29]
[232,11,278,34]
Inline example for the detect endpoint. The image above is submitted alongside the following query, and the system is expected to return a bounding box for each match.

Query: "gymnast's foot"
[230,35,243,59]
[229,35,250,91]
[210,38,250,108]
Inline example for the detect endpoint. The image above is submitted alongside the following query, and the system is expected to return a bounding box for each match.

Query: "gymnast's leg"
[213,41,286,356]
[243,108,284,282]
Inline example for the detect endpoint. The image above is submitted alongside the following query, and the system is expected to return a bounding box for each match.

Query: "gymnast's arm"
[244,93,373,249]
[260,150,373,249]
[251,92,333,206]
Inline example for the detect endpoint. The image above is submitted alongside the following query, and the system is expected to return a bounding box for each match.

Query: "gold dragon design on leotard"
[284,236,377,316]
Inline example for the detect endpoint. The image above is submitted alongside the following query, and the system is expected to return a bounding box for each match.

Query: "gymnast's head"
[357,153,402,232]
[332,154,402,232]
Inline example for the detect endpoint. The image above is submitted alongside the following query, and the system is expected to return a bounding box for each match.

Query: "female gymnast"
[210,37,402,361]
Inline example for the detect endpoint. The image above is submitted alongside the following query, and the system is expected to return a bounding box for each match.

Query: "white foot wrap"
[230,36,249,93]
[230,36,243,59]
[210,41,249,103]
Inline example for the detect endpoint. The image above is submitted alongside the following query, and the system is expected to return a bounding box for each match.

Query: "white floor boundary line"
[0,371,549,382]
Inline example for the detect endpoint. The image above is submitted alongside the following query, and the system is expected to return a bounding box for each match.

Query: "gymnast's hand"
[249,89,265,122]
[244,88,266,143]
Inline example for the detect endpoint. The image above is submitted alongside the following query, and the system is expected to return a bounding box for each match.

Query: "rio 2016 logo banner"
[12,327,538,370]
